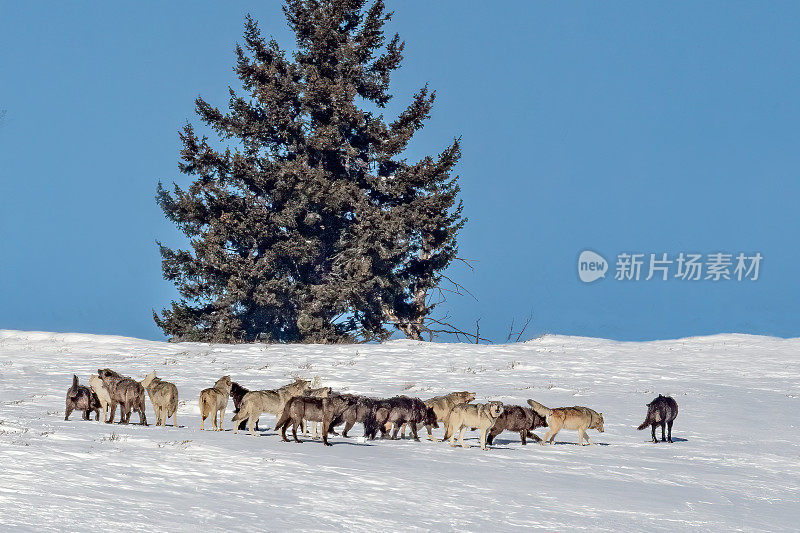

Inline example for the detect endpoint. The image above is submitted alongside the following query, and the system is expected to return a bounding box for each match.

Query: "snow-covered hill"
[0,330,797,531]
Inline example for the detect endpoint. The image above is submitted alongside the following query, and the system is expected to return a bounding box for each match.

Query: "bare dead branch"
[506,317,515,343]
[515,313,533,342]
[440,274,478,301]
[425,317,492,344]
[454,257,476,271]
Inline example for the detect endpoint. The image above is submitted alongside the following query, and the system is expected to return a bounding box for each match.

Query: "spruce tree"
[155,0,465,343]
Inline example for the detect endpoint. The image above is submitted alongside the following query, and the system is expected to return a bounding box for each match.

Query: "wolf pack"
[65,369,679,449]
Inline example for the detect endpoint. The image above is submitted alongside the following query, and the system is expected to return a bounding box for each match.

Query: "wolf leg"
[292,421,302,443]
[660,422,666,442]
[426,423,440,442]
[650,424,657,443]
[519,430,526,445]
[480,429,488,450]
[449,424,458,447]
[459,427,467,449]
[410,422,420,441]
[218,407,225,431]
[342,419,354,438]
[486,427,500,446]
[667,421,673,443]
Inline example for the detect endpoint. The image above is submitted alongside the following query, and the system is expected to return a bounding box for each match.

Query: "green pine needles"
[155,1,465,343]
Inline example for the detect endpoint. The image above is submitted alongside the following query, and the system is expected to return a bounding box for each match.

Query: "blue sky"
[1,1,798,342]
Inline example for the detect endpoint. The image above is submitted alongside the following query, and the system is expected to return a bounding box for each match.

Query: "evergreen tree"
[155,0,465,343]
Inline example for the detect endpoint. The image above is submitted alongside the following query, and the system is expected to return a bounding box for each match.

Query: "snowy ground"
[0,330,797,532]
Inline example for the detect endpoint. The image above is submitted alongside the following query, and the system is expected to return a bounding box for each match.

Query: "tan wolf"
[446,401,504,450]
[527,399,604,446]
[422,391,475,441]
[89,374,112,423]
[231,379,310,436]
[141,371,179,427]
[199,375,232,431]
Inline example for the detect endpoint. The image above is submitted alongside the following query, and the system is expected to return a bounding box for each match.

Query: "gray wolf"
[230,381,256,432]
[299,386,332,437]
[275,396,325,443]
[98,368,148,425]
[89,374,112,423]
[446,401,504,450]
[486,405,546,445]
[65,375,101,421]
[527,399,604,445]
[199,375,232,430]
[231,379,310,436]
[141,371,179,427]
[637,395,678,443]
[374,396,438,441]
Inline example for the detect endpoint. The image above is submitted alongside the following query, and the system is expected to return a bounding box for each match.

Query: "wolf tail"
[526,399,552,418]
[637,410,654,430]
[274,402,292,431]
[230,403,247,423]
[67,375,82,400]
[199,396,209,420]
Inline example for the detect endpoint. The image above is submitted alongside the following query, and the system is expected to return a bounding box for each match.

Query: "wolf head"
[141,371,158,389]
[286,379,311,395]
[97,368,118,379]
[487,401,504,418]
[594,413,605,433]
[214,375,232,394]
[424,406,439,428]
[454,391,476,403]
[230,382,249,404]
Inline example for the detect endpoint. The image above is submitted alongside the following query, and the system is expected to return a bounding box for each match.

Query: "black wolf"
[486,405,546,445]
[332,394,381,439]
[230,382,258,432]
[373,396,438,441]
[65,375,101,421]
[321,394,380,446]
[637,395,678,443]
